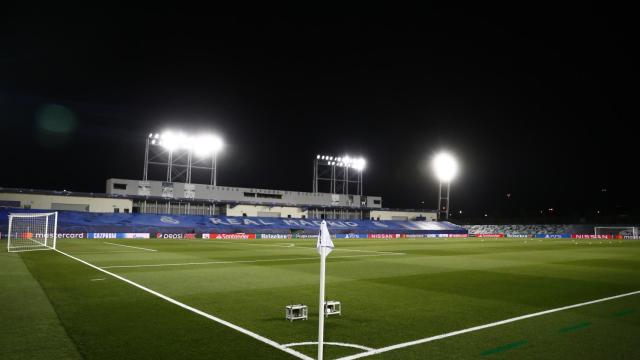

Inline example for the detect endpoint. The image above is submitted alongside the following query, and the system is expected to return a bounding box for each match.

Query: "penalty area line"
[337,289,640,360]
[100,253,405,269]
[103,242,157,252]
[52,248,313,360]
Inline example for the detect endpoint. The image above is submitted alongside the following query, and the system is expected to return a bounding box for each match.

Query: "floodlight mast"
[143,131,223,185]
[313,155,365,196]
[432,152,458,221]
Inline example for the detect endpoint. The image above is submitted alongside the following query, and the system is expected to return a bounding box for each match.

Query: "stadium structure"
[1,131,637,239]
[0,131,468,238]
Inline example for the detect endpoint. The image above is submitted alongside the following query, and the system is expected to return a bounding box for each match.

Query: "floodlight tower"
[143,131,223,185]
[432,152,458,221]
[313,155,366,195]
[196,135,224,186]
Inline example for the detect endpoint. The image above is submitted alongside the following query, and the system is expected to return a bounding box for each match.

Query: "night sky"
[1,5,638,223]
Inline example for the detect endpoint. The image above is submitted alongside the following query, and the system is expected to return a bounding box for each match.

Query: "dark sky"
[1,5,638,222]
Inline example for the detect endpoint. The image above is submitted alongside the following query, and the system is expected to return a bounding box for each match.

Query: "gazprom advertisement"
[87,233,150,239]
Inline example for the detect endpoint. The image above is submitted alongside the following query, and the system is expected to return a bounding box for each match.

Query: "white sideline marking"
[103,242,157,252]
[100,253,404,269]
[226,240,405,255]
[52,249,313,360]
[283,341,374,351]
[90,278,105,281]
[337,289,640,360]
[190,239,405,255]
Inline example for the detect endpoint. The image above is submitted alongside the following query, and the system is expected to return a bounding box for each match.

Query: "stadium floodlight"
[432,152,458,182]
[352,158,366,171]
[160,131,183,151]
[432,152,458,221]
[144,130,225,185]
[192,134,224,157]
[313,153,366,195]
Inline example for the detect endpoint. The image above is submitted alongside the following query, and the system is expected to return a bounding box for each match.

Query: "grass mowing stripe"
[559,322,591,333]
[612,309,635,317]
[213,239,406,255]
[100,253,404,269]
[52,248,313,360]
[480,340,528,356]
[337,289,640,360]
[159,238,406,255]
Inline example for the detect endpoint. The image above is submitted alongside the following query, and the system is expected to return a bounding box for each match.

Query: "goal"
[7,212,58,252]
[594,226,638,239]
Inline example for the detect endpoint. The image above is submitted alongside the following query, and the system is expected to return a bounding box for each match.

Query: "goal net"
[594,226,638,239]
[7,212,58,252]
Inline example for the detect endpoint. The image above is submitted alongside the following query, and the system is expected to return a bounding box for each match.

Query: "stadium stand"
[464,224,638,237]
[0,208,466,236]
[464,224,577,235]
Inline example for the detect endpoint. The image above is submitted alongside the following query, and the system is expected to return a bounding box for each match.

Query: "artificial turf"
[1,237,639,359]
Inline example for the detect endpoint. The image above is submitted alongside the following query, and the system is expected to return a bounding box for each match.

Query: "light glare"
[432,152,458,182]
[154,130,224,155]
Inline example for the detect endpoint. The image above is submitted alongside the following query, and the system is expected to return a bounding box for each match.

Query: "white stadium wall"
[226,204,309,218]
[105,178,382,209]
[0,192,133,213]
[369,210,437,221]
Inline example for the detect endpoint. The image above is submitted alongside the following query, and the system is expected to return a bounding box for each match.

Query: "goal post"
[7,212,58,252]
[594,226,638,239]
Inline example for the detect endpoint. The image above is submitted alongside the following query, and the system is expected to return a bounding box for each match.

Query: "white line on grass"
[150,237,407,257]
[213,239,405,255]
[336,289,640,360]
[52,248,313,360]
[100,253,405,269]
[103,242,157,252]
[283,341,374,351]
[170,238,405,255]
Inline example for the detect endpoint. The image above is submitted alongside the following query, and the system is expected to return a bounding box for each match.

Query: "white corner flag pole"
[317,220,334,360]
[318,245,327,360]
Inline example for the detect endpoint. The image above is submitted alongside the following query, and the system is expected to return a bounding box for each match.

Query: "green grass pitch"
[1,237,639,359]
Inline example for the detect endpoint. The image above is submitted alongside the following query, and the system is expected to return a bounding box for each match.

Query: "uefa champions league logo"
[160,216,180,224]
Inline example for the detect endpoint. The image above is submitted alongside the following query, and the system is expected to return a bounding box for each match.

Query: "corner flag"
[317,220,334,256]
[317,220,333,360]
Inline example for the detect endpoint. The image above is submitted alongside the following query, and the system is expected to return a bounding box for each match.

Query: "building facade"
[1,180,437,221]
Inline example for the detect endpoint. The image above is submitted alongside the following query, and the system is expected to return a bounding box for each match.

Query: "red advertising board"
[476,234,505,238]
[203,233,257,239]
